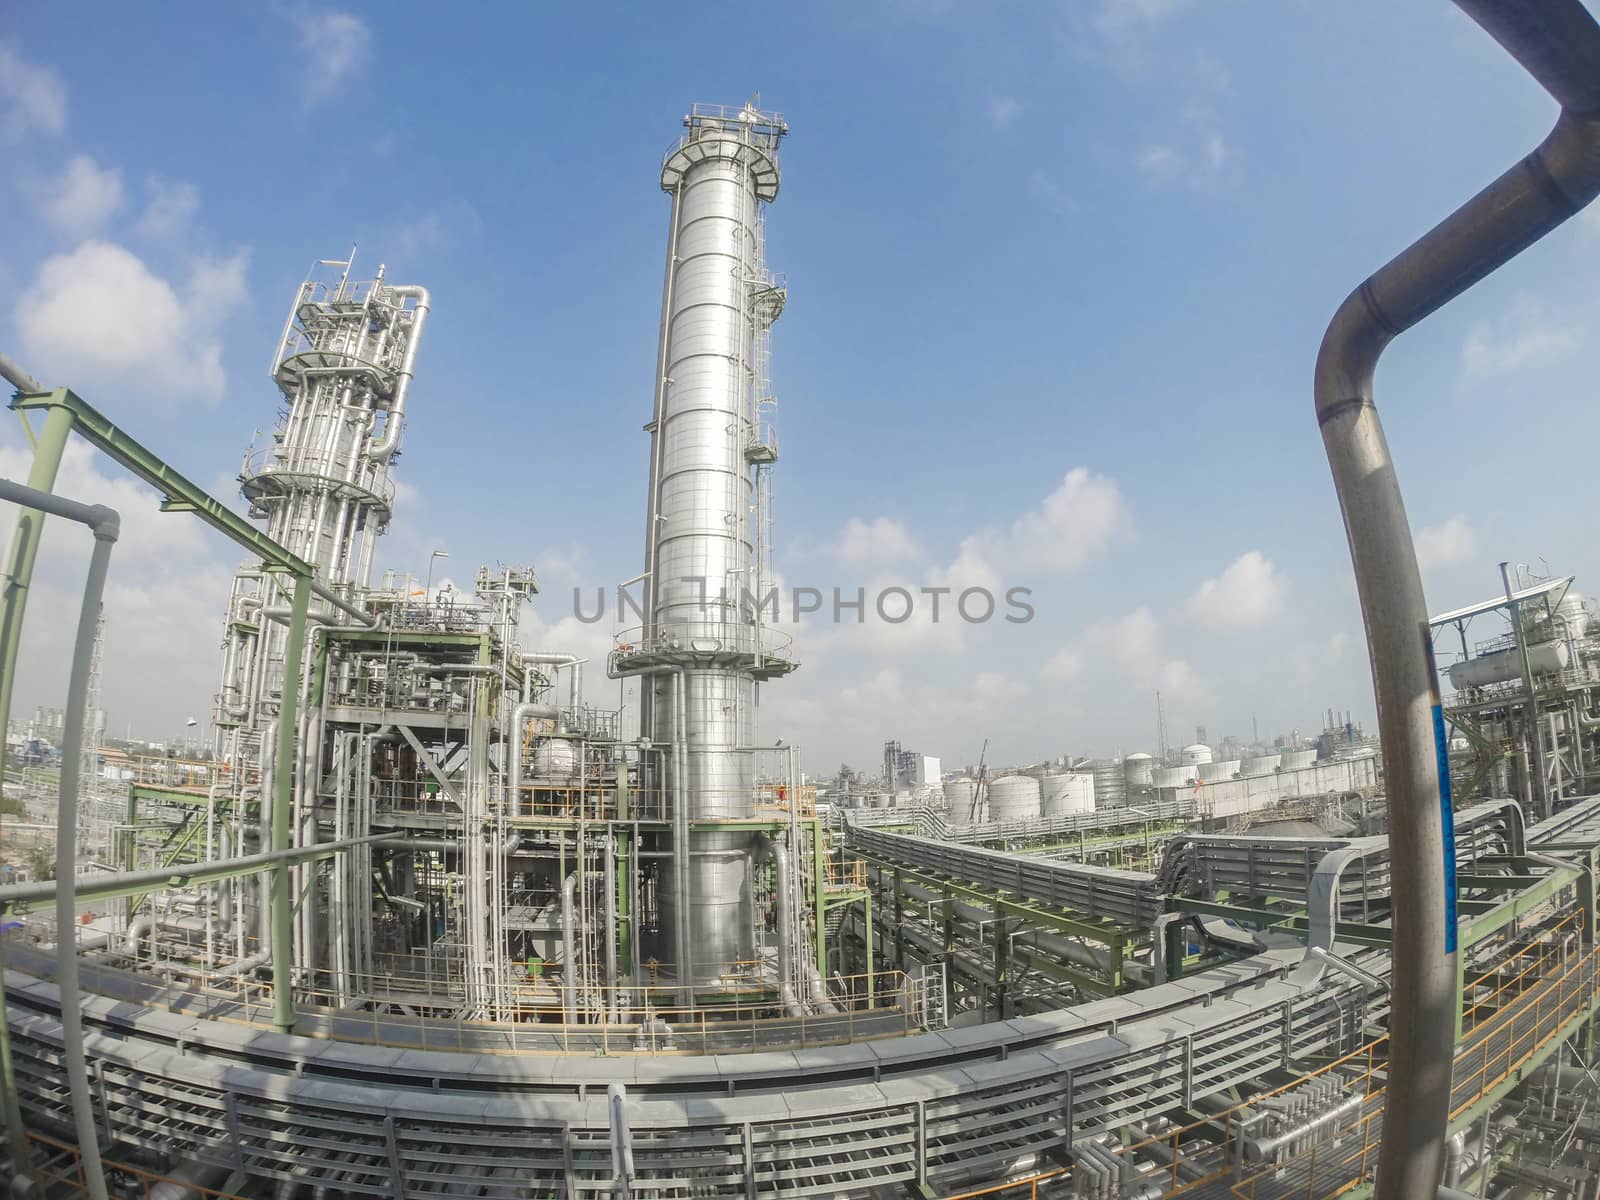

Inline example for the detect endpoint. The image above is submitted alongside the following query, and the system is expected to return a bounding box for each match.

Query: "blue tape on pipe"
[1432,703,1459,954]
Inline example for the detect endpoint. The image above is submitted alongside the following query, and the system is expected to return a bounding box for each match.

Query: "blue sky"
[3,1,1598,774]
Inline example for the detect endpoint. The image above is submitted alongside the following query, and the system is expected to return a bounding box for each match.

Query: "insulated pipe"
[1313,6,1600,1195]
[524,652,584,713]
[366,285,428,461]
[604,842,621,1023]
[756,836,805,1016]
[506,701,562,805]
[561,872,579,1024]
[0,479,121,1200]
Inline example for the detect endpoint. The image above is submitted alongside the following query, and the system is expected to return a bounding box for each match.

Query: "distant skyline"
[3,2,1598,775]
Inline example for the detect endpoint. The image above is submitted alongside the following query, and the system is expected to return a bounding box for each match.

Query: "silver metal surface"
[623,103,791,983]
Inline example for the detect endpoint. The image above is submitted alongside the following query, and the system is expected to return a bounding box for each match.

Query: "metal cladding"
[1240,753,1281,776]
[1196,759,1239,784]
[987,774,1041,823]
[1281,748,1318,770]
[620,102,793,984]
[1041,771,1095,817]
[943,777,979,826]
[1151,765,1192,788]
[1087,758,1125,808]
[1123,752,1155,787]
[214,259,427,805]
[1447,639,1568,690]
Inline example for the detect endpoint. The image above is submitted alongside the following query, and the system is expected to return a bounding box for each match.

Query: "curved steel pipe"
[1315,5,1600,1194]
[366,285,429,461]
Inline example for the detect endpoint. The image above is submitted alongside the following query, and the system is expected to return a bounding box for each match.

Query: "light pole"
[425,550,449,601]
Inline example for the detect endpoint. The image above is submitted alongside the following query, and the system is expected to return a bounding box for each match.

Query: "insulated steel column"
[616,104,790,987]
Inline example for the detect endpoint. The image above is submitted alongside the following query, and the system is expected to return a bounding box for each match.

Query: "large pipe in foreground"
[366,285,429,462]
[1314,5,1600,1195]
[0,478,121,1200]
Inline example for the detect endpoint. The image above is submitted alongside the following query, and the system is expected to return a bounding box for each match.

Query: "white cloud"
[0,436,237,743]
[1185,551,1286,629]
[15,241,249,402]
[1414,516,1478,570]
[982,467,1131,575]
[1462,297,1578,378]
[36,156,124,237]
[135,175,200,239]
[1138,131,1230,188]
[293,10,372,108]
[837,516,921,565]
[1096,0,1191,38]
[1042,646,1084,681]
[1104,606,1161,667]
[1029,172,1076,218]
[0,42,67,137]
[986,96,1021,129]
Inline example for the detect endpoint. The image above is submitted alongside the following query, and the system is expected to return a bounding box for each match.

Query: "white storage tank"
[1197,759,1239,783]
[1240,754,1280,776]
[1123,752,1155,787]
[1181,743,1213,768]
[1152,765,1191,788]
[1088,759,1125,808]
[988,774,1041,823]
[944,777,979,827]
[1281,749,1318,770]
[1041,772,1095,817]
[1447,641,1568,691]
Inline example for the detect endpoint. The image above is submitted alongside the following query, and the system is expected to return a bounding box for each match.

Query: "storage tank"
[1197,759,1239,783]
[1181,743,1213,768]
[1041,772,1095,817]
[1152,766,1191,788]
[944,777,979,827]
[988,775,1041,823]
[1088,759,1125,808]
[1555,590,1590,637]
[1281,749,1318,770]
[1447,641,1569,691]
[1123,752,1155,787]
[1240,753,1281,776]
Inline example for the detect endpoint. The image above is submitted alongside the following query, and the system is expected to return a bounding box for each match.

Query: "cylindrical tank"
[987,775,1041,823]
[1555,590,1590,638]
[530,738,579,781]
[1447,641,1569,691]
[1041,772,1095,817]
[1281,748,1318,770]
[1123,752,1154,788]
[944,777,979,827]
[1240,753,1281,776]
[869,791,891,809]
[1088,759,1125,808]
[1152,766,1191,788]
[1181,743,1213,768]
[1197,759,1239,783]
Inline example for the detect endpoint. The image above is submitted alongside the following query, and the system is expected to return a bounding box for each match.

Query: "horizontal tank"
[1447,640,1569,691]
[1152,765,1192,788]
[988,774,1041,823]
[1281,748,1318,770]
[944,777,979,827]
[1240,753,1281,776]
[1041,772,1095,817]
[1181,743,1213,767]
[1123,752,1154,787]
[1197,759,1239,783]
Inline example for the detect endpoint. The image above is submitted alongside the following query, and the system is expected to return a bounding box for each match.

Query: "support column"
[271,572,311,1034]
[0,397,74,1177]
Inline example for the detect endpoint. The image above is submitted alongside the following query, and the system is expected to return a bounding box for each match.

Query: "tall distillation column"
[211,257,428,963]
[614,103,796,990]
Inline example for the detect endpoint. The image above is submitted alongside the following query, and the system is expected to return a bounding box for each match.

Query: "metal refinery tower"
[613,101,798,987]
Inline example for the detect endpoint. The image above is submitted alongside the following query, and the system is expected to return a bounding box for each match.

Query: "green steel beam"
[0,396,72,1179]
[11,390,312,575]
